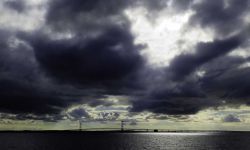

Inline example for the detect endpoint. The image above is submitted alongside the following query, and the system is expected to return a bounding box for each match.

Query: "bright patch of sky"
[124,7,214,67]
[0,0,47,31]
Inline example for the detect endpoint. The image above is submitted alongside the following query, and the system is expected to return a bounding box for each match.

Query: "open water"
[0,132,250,150]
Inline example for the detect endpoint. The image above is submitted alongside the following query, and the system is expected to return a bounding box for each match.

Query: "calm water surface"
[0,132,250,150]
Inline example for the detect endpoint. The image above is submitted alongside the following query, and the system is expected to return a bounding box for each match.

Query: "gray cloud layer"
[0,0,250,120]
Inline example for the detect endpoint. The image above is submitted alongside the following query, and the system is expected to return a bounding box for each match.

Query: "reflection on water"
[0,132,250,150]
[138,132,216,136]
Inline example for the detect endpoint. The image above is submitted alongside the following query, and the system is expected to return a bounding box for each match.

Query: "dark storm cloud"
[67,108,90,121]
[0,0,147,120]
[201,56,250,101]
[130,68,217,115]
[131,10,250,115]
[223,114,241,122]
[4,0,26,12]
[1,0,250,121]
[132,53,250,115]
[0,31,52,115]
[169,34,243,81]
[0,78,76,115]
[140,0,168,11]
[131,37,249,115]
[46,0,129,32]
[131,95,218,115]
[0,73,113,119]
[0,30,119,118]
[0,32,39,82]
[189,0,250,36]
[155,0,250,114]
[24,0,147,91]
[46,0,169,32]
[171,0,193,12]
[23,26,144,89]
[38,0,250,117]
[0,31,83,116]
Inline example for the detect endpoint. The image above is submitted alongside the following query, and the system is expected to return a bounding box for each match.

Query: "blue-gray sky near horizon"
[0,0,250,130]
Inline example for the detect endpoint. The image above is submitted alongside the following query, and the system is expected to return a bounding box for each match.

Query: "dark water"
[0,132,250,150]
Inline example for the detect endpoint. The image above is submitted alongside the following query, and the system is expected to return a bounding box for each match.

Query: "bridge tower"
[79,120,82,131]
[121,120,125,131]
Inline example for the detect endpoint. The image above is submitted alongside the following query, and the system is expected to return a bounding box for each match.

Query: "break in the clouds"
[0,0,250,129]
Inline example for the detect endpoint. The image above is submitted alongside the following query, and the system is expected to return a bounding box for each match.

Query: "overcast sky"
[0,0,250,131]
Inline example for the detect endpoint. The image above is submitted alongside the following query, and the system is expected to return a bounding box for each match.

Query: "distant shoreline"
[0,130,249,133]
